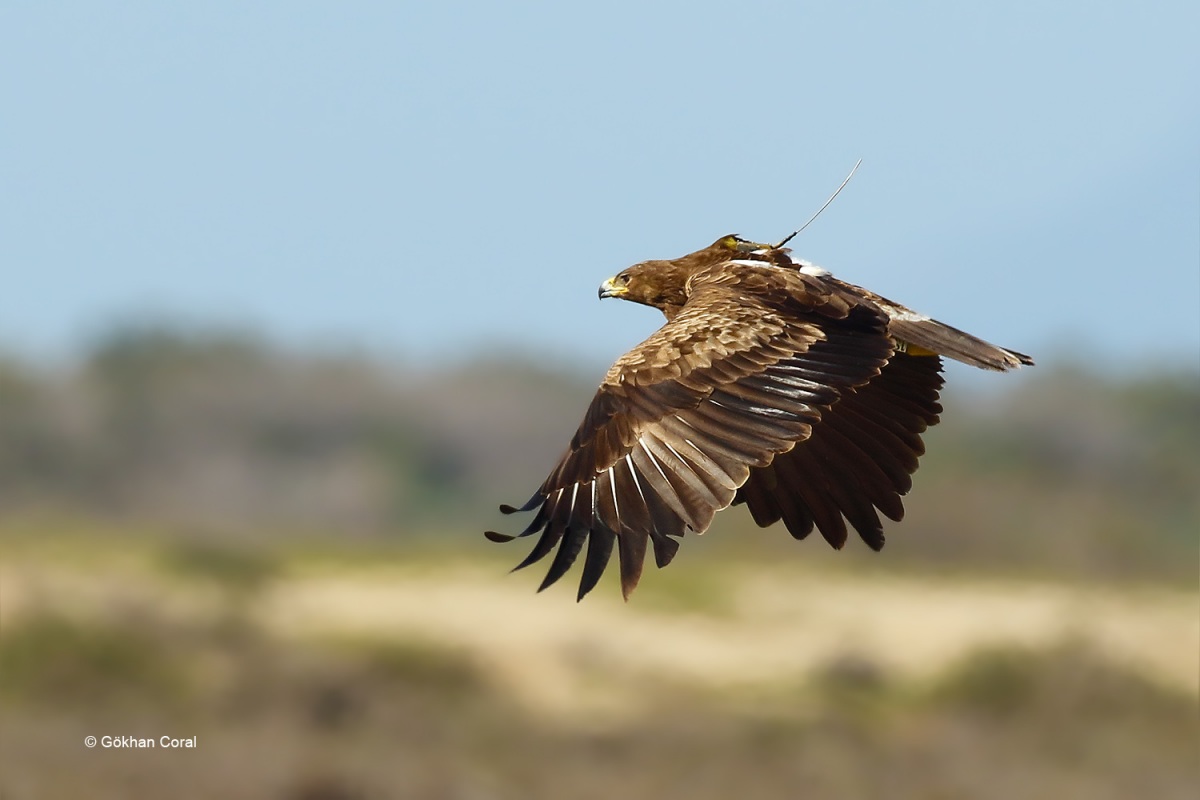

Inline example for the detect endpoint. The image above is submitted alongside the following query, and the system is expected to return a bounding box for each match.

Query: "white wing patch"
[784,254,832,277]
[726,255,834,278]
[881,304,932,323]
[797,262,831,277]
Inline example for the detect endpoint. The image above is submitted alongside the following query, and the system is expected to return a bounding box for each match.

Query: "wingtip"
[619,577,638,602]
[484,530,515,543]
[536,566,562,594]
[499,491,544,515]
[574,580,603,602]
[1003,348,1035,370]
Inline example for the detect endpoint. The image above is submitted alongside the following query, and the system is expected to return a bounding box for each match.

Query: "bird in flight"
[486,235,1032,600]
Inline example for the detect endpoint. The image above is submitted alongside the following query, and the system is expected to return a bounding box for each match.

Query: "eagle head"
[599,236,756,318]
[598,260,690,314]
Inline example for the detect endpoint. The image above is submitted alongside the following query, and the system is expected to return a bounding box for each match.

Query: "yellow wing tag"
[892,338,938,357]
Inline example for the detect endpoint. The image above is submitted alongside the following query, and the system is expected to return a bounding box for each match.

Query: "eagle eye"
[619,274,631,285]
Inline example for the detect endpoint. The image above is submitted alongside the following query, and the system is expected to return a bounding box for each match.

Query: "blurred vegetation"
[1,603,1195,800]
[1,325,1197,799]
[0,614,192,711]
[0,326,592,533]
[0,324,1196,582]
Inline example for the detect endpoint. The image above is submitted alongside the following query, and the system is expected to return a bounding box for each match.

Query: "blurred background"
[2,3,1197,799]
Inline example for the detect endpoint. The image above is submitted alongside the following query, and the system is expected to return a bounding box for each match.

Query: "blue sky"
[3,2,1197,374]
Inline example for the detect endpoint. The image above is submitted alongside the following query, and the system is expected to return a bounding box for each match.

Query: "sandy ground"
[259,565,1199,716]
[3,557,1195,717]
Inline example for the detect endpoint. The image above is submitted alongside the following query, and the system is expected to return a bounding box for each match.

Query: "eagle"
[486,235,1032,600]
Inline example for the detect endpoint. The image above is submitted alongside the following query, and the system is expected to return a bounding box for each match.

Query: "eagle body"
[487,236,1032,600]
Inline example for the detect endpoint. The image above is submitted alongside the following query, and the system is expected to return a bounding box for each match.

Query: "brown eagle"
[486,235,1032,600]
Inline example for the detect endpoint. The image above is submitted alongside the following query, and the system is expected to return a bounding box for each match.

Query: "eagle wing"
[727,255,1028,549]
[733,351,945,550]
[487,265,894,599]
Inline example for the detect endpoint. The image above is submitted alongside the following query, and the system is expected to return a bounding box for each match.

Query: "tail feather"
[887,314,1033,371]
[837,279,1033,371]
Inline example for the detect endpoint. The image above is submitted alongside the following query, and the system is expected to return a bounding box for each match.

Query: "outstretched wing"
[725,254,1027,546]
[733,351,945,549]
[487,266,893,600]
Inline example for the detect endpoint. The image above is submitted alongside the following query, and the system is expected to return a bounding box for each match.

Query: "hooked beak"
[598,276,627,300]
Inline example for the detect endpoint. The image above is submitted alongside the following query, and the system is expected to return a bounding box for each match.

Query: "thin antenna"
[773,158,862,249]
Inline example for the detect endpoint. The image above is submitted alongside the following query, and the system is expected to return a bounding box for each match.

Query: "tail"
[851,285,1033,371]
[887,312,1033,371]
